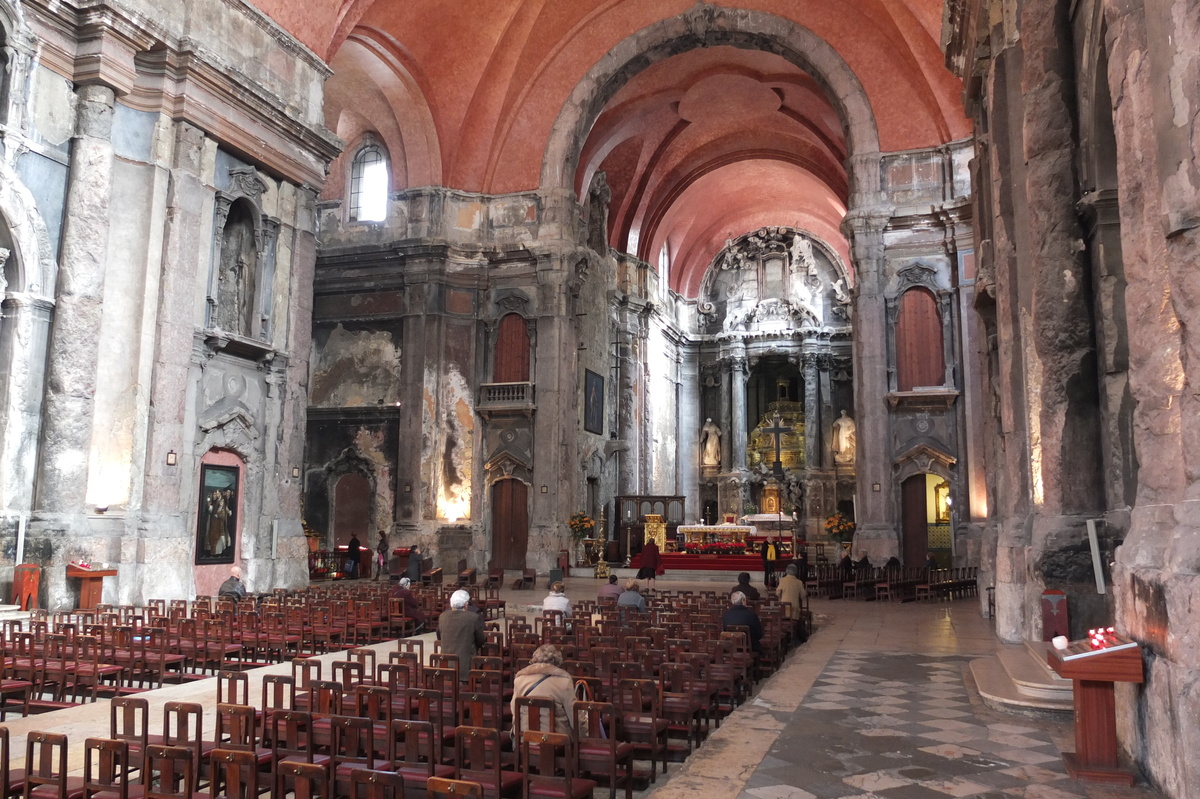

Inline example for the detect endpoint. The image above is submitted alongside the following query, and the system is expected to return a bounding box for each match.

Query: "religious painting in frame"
[195,464,239,564]
[584,369,604,435]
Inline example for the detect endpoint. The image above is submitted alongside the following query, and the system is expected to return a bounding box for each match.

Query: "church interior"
[0,0,1197,794]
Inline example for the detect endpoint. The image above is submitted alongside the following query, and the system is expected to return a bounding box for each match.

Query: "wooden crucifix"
[762,412,790,479]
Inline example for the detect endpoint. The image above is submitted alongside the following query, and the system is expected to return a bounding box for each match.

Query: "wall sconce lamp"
[291,466,301,478]
[165,450,177,466]
[541,485,548,494]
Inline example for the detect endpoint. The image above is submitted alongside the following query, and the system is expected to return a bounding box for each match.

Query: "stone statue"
[790,233,817,276]
[701,418,722,467]
[832,409,856,464]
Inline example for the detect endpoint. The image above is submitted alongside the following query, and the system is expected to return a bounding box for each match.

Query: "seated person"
[512,644,576,732]
[543,581,572,618]
[388,577,426,630]
[617,579,646,612]
[218,565,248,601]
[721,591,763,653]
[597,574,623,601]
[730,571,761,602]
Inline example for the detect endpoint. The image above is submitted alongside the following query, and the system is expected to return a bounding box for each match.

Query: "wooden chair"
[519,731,597,799]
[141,745,206,799]
[512,570,535,591]
[574,701,634,799]
[0,726,29,799]
[613,678,669,783]
[83,737,132,799]
[386,718,456,788]
[110,697,150,776]
[454,726,522,799]
[214,704,272,769]
[348,769,405,799]
[329,715,377,796]
[427,778,484,799]
[24,731,86,799]
[206,748,257,799]
[274,761,328,799]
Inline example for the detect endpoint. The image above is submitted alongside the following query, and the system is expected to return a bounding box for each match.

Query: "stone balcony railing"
[477,382,536,417]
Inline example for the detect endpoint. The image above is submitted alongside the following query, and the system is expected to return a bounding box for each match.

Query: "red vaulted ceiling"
[255,0,969,297]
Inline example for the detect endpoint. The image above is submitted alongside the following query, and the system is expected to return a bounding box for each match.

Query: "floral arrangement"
[681,542,748,555]
[825,511,856,542]
[567,512,595,541]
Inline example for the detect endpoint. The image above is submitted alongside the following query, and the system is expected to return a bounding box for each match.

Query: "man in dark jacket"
[721,591,763,653]
[436,588,485,681]
[218,565,248,601]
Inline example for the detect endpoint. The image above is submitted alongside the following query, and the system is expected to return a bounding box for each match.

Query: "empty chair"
[273,761,328,799]
[427,778,484,799]
[24,731,86,799]
[82,737,133,799]
[347,769,405,799]
[519,731,597,799]
[141,745,205,799]
[207,748,257,799]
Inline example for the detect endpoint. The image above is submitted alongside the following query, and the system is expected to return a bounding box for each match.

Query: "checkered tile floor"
[739,652,1140,799]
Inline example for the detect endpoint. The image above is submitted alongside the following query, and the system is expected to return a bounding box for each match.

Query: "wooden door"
[491,479,529,570]
[900,475,929,567]
[896,287,943,390]
[493,314,530,383]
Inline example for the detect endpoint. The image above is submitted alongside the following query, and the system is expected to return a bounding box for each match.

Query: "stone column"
[730,352,748,471]
[802,353,820,468]
[35,84,116,516]
[842,205,895,560]
[678,345,701,515]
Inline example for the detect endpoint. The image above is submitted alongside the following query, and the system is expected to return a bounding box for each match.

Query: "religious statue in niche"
[196,463,238,564]
[701,418,722,468]
[832,409,857,465]
[215,201,257,337]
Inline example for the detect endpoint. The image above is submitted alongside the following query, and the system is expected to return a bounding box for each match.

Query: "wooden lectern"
[1046,631,1143,785]
[67,564,118,610]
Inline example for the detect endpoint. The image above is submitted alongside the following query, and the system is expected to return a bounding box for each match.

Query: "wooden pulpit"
[1046,630,1143,785]
[67,564,118,610]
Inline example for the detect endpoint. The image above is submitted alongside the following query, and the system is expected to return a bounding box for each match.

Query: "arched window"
[658,241,670,297]
[895,287,944,390]
[350,139,388,222]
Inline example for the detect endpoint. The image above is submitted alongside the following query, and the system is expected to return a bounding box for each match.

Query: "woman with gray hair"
[511,644,576,732]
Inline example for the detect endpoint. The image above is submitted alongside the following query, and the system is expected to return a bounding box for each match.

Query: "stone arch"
[541,4,881,201]
[0,159,56,298]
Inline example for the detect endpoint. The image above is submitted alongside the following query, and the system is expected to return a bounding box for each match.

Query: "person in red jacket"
[636,538,662,591]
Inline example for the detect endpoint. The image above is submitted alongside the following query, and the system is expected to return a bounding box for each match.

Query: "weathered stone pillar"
[802,353,819,468]
[35,84,116,515]
[730,351,748,471]
[678,346,701,515]
[842,205,894,559]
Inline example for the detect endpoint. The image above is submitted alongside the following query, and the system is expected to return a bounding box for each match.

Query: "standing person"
[761,536,779,587]
[407,545,423,583]
[436,589,485,682]
[637,537,661,591]
[776,563,808,642]
[375,531,389,581]
[512,644,576,733]
[346,532,362,579]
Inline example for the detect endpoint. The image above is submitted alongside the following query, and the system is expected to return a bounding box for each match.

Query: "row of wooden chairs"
[0,723,502,799]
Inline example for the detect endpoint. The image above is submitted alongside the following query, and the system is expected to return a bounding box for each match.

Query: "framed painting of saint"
[196,464,239,564]
[584,369,604,435]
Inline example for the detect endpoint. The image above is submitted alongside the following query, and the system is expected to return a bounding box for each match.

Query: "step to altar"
[970,640,1074,714]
